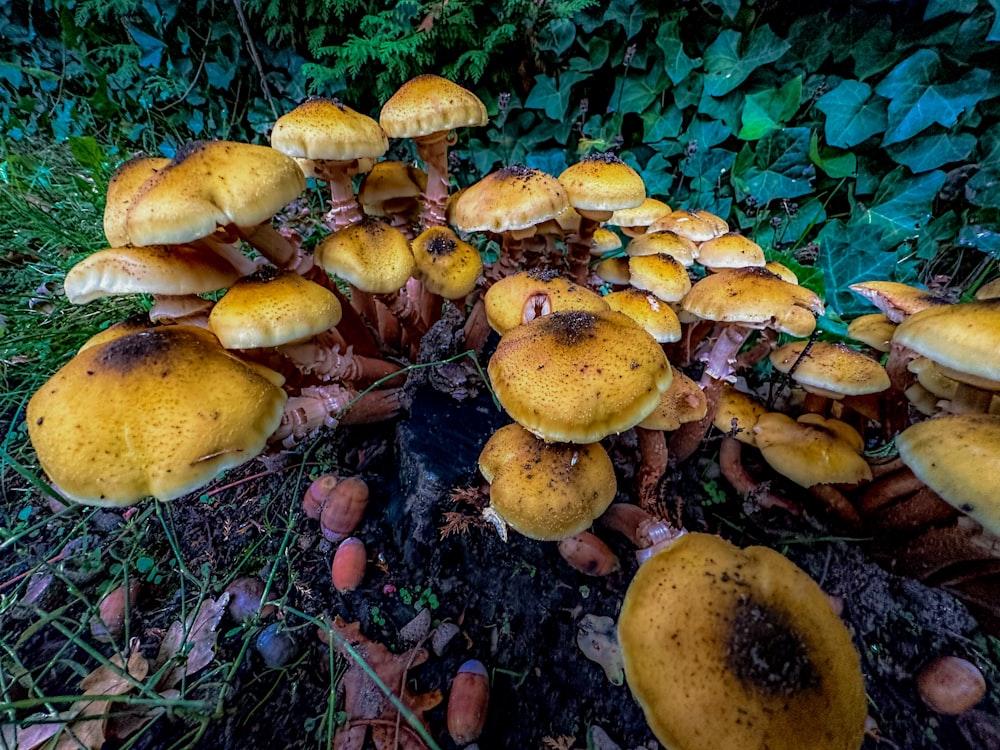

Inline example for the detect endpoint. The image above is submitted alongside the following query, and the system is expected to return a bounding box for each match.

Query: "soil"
[5,313,1000,750]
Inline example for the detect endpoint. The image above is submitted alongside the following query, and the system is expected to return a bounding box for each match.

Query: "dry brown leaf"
[4,713,69,750]
[155,593,229,690]
[319,617,442,750]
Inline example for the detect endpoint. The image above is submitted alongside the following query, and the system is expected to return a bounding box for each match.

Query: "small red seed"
[917,656,986,715]
[331,537,367,593]
[557,531,620,576]
[447,659,489,745]
[303,474,340,520]
[320,477,370,542]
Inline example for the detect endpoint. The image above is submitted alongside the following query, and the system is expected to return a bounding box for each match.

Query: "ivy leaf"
[752,200,827,252]
[681,147,736,195]
[703,26,790,97]
[624,152,674,198]
[524,71,585,120]
[854,166,946,245]
[924,0,978,19]
[817,220,899,317]
[606,0,645,39]
[539,18,576,55]
[966,124,1000,208]
[809,132,857,179]
[525,148,569,179]
[958,224,1000,257]
[127,26,165,68]
[988,0,1000,42]
[815,80,888,148]
[706,0,741,20]
[642,106,683,143]
[738,76,802,140]
[655,20,700,86]
[886,131,977,172]
[916,211,962,261]
[683,118,731,149]
[613,68,668,114]
[875,50,989,145]
[733,127,814,204]
[849,18,903,80]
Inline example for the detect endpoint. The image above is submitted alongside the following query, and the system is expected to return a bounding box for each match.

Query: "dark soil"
[5,316,1000,750]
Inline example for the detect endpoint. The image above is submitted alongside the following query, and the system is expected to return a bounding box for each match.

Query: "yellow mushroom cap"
[638,366,707,431]
[769,341,890,398]
[590,227,623,257]
[478,423,616,541]
[26,326,287,506]
[314,217,415,293]
[450,164,569,233]
[124,140,306,247]
[64,245,242,305]
[558,153,646,215]
[625,230,698,267]
[103,156,171,247]
[764,261,799,284]
[410,226,483,300]
[681,267,825,337]
[896,414,1000,536]
[892,299,1000,390]
[753,412,871,487]
[607,197,672,230]
[619,532,866,750]
[270,97,388,162]
[849,280,950,323]
[379,74,487,139]
[697,232,766,271]
[487,309,671,443]
[483,269,609,334]
[594,256,632,285]
[358,160,428,216]
[713,385,768,445]
[628,253,692,303]
[846,313,896,353]
[208,267,342,349]
[604,288,681,343]
[648,209,728,242]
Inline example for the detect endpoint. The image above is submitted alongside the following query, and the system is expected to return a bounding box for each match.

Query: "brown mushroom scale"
[426,234,457,256]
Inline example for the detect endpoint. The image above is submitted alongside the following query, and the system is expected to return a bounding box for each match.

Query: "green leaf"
[706,0,741,20]
[523,71,586,120]
[886,132,977,172]
[539,18,576,55]
[817,220,900,317]
[625,152,674,198]
[655,20,700,86]
[925,0,979,18]
[988,0,1000,42]
[683,118,731,149]
[849,18,903,80]
[854,167,946,245]
[606,0,645,39]
[875,50,990,145]
[703,26,790,98]
[127,26,165,68]
[733,128,814,204]
[958,224,1000,257]
[613,68,668,114]
[815,80,888,148]
[681,147,736,195]
[738,76,802,140]
[68,136,106,173]
[755,200,827,251]
[915,211,962,261]
[642,106,683,142]
[809,132,857,179]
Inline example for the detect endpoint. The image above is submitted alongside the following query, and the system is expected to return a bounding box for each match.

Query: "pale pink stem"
[235,223,302,270]
[313,160,365,231]
[718,437,800,515]
[635,427,669,514]
[415,133,451,230]
[278,341,403,384]
[271,385,402,448]
[565,216,599,286]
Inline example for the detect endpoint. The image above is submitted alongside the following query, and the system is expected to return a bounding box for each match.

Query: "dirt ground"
[6,316,1000,750]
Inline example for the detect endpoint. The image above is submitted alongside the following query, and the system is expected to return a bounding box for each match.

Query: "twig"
[231,0,278,120]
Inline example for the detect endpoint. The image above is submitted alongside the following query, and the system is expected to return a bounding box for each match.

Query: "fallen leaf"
[155,594,229,690]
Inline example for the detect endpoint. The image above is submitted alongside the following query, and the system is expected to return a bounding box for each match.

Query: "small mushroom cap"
[487,309,672,443]
[478,424,616,541]
[648,209,728,242]
[896,414,1000,535]
[103,156,171,247]
[208,267,342,349]
[124,140,306,247]
[358,160,428,215]
[697,232,766,271]
[270,98,388,161]
[484,269,609,334]
[619,532,866,750]
[450,165,569,233]
[314,218,415,294]
[558,153,646,214]
[713,385,767,445]
[64,245,242,304]
[764,261,798,284]
[846,313,896,353]
[590,227,623,257]
[604,288,681,343]
[753,412,871,487]
[682,267,825,337]
[892,299,1000,390]
[607,197,672,229]
[769,341,890,399]
[26,326,287,506]
[594,256,632,285]
[379,74,487,139]
[849,280,950,323]
[625,230,698,266]
[638,366,707,431]
[410,226,483,300]
[628,253,692,303]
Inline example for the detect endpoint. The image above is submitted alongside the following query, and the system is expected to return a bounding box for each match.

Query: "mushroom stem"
[670,375,725,464]
[698,323,752,386]
[858,466,924,517]
[278,338,404,384]
[414,132,452,230]
[313,159,366,231]
[235,222,303,271]
[302,270,380,358]
[635,426,669,514]
[349,285,381,333]
[193,235,259,276]
[945,382,994,414]
[378,288,429,349]
[462,292,492,355]
[147,295,213,327]
[271,384,403,448]
[718,437,800,515]
[598,502,678,550]
[565,215,599,286]
[808,484,862,527]
[882,340,920,436]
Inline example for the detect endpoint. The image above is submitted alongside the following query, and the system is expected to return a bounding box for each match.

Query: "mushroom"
[483,269,609,335]
[647,208,728,242]
[625,229,698,267]
[846,313,896,354]
[627,252,692,303]
[607,197,673,237]
[26,326,287,505]
[270,97,388,231]
[379,74,487,230]
[358,160,428,239]
[409,225,483,329]
[618,532,867,750]
[696,232,766,273]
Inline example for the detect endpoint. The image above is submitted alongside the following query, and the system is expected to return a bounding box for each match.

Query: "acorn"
[319,477,370,543]
[447,659,489,745]
[256,623,299,668]
[224,577,276,622]
[90,580,141,642]
[917,656,987,715]
[303,474,339,520]
[557,531,620,576]
[331,537,367,593]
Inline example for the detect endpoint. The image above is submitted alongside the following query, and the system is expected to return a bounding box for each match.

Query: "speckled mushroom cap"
[697,232,766,271]
[123,140,305,247]
[896,414,1000,536]
[450,165,569,233]
[590,227,623,257]
[625,230,698,266]
[64,245,241,305]
[270,97,388,162]
[847,313,896,353]
[379,74,487,139]
[26,325,287,506]
[619,532,867,750]
[892,299,1000,390]
[358,161,428,216]
[594,256,631,285]
[849,280,950,323]
[769,341,890,399]
[484,269,609,334]
[753,412,871,487]
[410,226,483,299]
[487,308,671,443]
[638,366,707,431]
[713,385,768,445]
[104,156,171,246]
[681,267,825,337]
[648,209,728,242]
[628,253,692,303]
[478,423,616,541]
[314,217,415,294]
[603,288,681,343]
[607,197,672,233]
[558,153,645,217]
[208,267,342,349]
[764,261,798,284]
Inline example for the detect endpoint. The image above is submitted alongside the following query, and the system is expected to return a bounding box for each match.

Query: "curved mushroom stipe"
[598,502,684,553]
[415,132,452,230]
[718,437,800,515]
[278,340,403,384]
[858,466,924,517]
[235,223,307,272]
[565,214,600,286]
[669,376,724,464]
[271,384,403,448]
[807,484,862,527]
[312,160,366,231]
[636,426,669,515]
